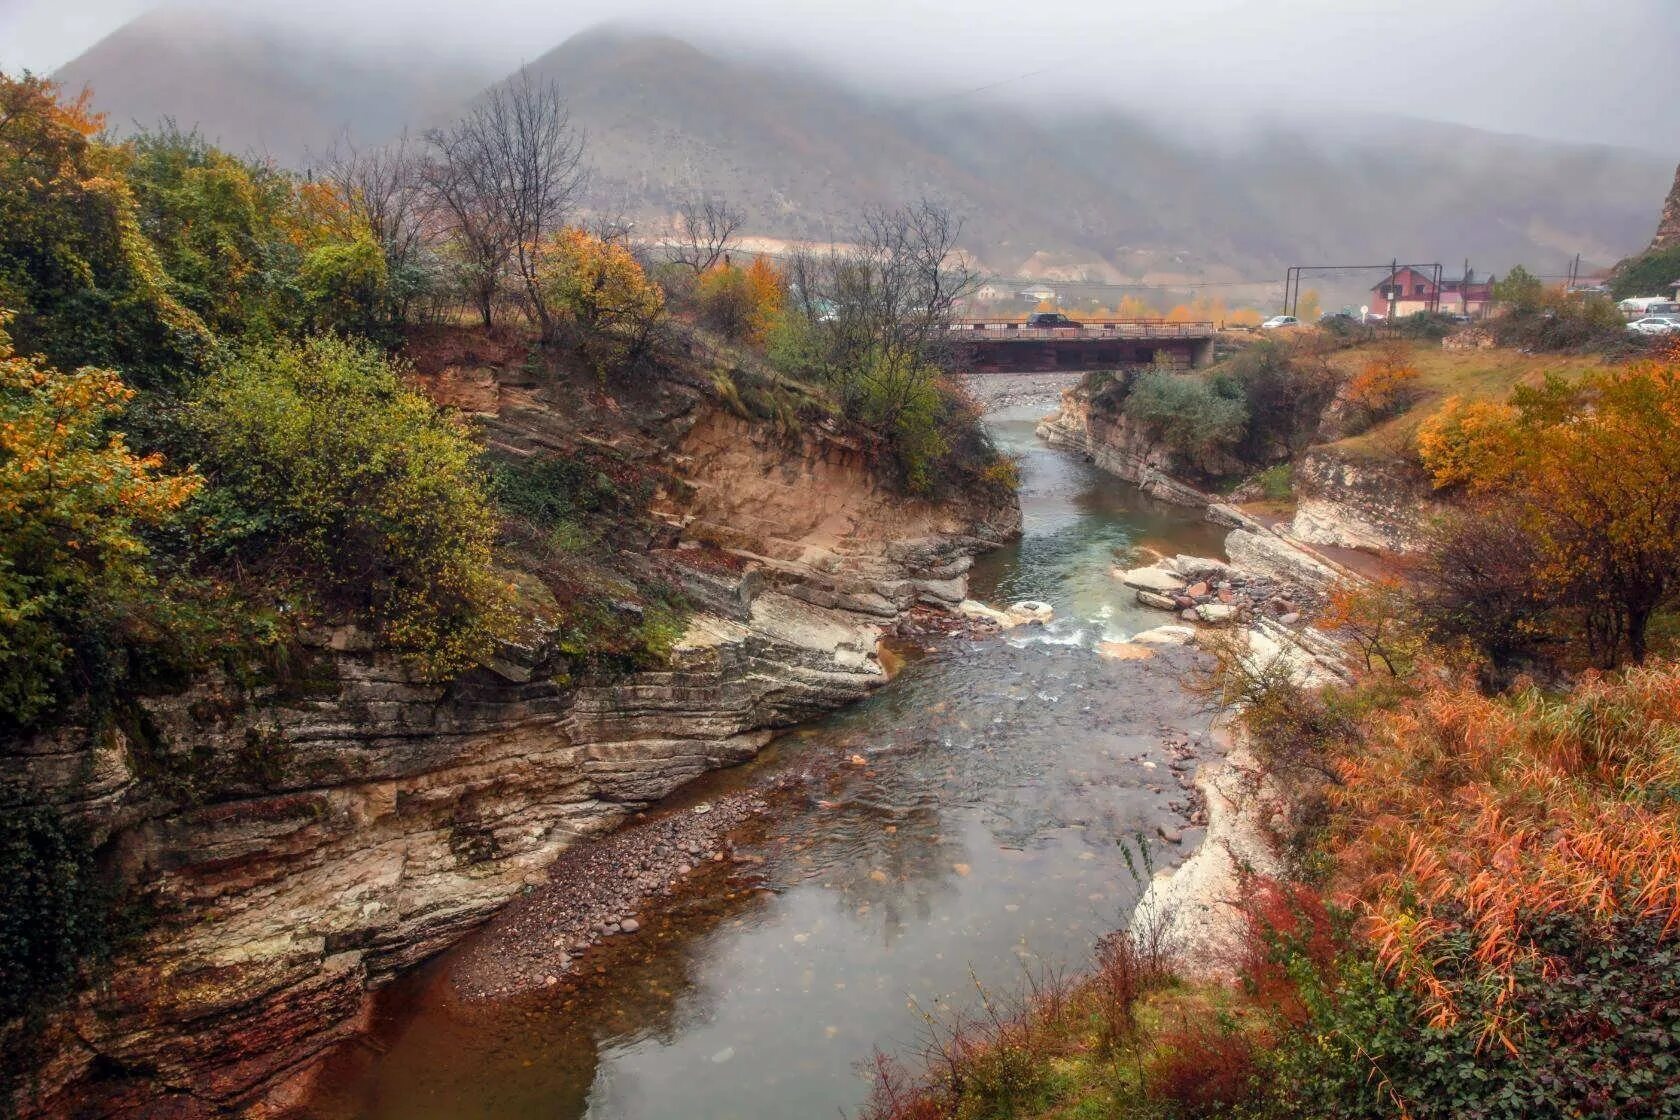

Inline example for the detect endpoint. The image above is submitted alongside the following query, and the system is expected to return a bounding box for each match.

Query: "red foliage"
[1145,1021,1260,1118]
[1237,874,1339,1024]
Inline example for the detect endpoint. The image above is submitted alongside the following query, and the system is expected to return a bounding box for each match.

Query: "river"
[300,388,1229,1120]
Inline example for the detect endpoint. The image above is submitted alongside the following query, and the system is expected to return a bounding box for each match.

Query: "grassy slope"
[1319,340,1610,462]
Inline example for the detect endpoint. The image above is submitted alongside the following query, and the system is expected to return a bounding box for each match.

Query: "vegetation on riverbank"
[867,351,1680,1119]
[0,68,1008,1056]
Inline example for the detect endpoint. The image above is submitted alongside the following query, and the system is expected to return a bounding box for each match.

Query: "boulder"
[1131,625,1197,646]
[1007,600,1054,624]
[1136,590,1180,611]
[1195,603,1239,624]
[1118,565,1187,593]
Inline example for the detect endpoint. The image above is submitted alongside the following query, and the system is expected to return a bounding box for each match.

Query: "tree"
[1117,294,1156,319]
[193,335,513,677]
[664,195,744,277]
[536,227,665,372]
[1343,340,1420,419]
[0,72,208,384]
[1296,288,1321,321]
[1417,358,1680,665]
[697,256,784,343]
[321,130,432,323]
[0,316,200,725]
[1493,265,1544,310]
[423,71,586,334]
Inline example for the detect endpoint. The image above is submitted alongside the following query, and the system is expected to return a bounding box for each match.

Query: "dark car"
[1026,312,1080,329]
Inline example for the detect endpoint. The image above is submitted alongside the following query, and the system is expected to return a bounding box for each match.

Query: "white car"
[1260,315,1300,330]
[1627,316,1680,335]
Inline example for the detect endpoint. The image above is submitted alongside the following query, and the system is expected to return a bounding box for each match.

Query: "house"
[1370,267,1493,318]
[972,282,1010,302]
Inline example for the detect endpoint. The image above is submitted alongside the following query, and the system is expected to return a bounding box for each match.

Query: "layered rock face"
[1035,382,1213,507]
[1650,162,1680,253]
[7,350,1017,1118]
[1286,450,1436,554]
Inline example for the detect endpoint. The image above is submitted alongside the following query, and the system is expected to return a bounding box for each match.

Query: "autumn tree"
[697,256,784,343]
[1296,288,1321,321]
[0,316,200,725]
[0,72,208,384]
[536,226,665,372]
[1117,294,1156,319]
[665,194,744,277]
[1417,358,1680,665]
[423,71,586,335]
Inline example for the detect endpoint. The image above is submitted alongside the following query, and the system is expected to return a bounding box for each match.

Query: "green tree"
[193,335,514,677]
[1492,265,1545,310]
[0,73,208,385]
[0,317,200,726]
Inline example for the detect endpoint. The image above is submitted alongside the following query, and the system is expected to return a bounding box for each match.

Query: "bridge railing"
[947,319,1216,339]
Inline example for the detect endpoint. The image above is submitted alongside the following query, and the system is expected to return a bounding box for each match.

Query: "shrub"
[0,322,201,727]
[1122,369,1247,460]
[1145,1020,1260,1118]
[1222,339,1339,460]
[1490,290,1624,352]
[1415,395,1521,490]
[192,335,514,677]
[536,227,664,372]
[1343,341,1420,421]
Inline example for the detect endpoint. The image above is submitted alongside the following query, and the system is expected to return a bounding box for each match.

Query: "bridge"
[944,319,1217,373]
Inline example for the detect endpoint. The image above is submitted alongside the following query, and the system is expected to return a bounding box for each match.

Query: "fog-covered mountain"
[55,11,1673,280]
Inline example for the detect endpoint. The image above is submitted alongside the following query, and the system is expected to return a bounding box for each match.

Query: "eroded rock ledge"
[6,364,1017,1118]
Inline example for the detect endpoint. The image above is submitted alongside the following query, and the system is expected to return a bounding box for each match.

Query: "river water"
[302,395,1228,1120]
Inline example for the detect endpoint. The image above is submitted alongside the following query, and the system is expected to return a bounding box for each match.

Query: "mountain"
[53,5,493,166]
[55,14,1674,283]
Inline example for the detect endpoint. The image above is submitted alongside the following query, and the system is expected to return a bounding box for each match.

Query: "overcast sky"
[5,0,1678,153]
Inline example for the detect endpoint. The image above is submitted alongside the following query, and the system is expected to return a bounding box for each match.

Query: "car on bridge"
[1025,311,1082,329]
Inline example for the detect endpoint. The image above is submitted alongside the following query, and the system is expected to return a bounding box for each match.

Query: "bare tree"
[794,199,979,424]
[423,70,586,335]
[665,194,745,276]
[321,130,430,321]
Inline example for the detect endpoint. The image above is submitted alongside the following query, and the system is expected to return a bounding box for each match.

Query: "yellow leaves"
[697,256,785,344]
[1415,395,1521,490]
[1344,341,1419,415]
[538,226,664,339]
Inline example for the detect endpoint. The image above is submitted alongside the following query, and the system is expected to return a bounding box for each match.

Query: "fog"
[5,0,1677,153]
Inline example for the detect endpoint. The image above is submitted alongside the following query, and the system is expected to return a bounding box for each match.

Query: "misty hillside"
[56,14,1673,280]
[54,6,494,168]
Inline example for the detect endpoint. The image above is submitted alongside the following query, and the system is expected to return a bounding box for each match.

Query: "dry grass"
[1323,341,1608,461]
[1325,665,1680,1049]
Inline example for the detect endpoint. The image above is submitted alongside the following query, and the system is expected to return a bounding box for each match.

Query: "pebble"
[1157,826,1184,844]
[620,918,640,934]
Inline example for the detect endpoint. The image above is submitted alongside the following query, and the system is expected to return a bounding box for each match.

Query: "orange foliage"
[1344,341,1419,414]
[1415,396,1522,490]
[1326,666,1680,1048]
[697,256,784,344]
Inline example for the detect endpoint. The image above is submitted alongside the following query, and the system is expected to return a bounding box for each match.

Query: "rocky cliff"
[1650,162,1680,253]
[1286,449,1437,554]
[1034,379,1215,507]
[6,339,1017,1118]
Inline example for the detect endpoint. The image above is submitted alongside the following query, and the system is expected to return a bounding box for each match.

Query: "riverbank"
[290,382,1244,1120]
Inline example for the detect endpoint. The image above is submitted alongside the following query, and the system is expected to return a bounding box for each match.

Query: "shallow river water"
[302,398,1229,1120]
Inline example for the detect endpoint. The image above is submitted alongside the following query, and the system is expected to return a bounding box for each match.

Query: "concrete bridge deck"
[945,319,1216,372]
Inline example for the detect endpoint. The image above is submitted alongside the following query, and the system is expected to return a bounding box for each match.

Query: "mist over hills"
[55,9,1674,283]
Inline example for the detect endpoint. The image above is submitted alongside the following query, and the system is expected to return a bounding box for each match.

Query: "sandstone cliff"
[1034,379,1216,507]
[5,336,1017,1118]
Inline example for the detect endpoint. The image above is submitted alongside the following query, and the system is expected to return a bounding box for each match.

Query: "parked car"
[1260,315,1299,330]
[1025,311,1081,329]
[1626,316,1680,335]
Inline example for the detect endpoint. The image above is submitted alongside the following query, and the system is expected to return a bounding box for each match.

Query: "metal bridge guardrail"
[947,320,1216,340]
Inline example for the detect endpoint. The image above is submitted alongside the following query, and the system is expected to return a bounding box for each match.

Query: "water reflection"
[301,395,1225,1120]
